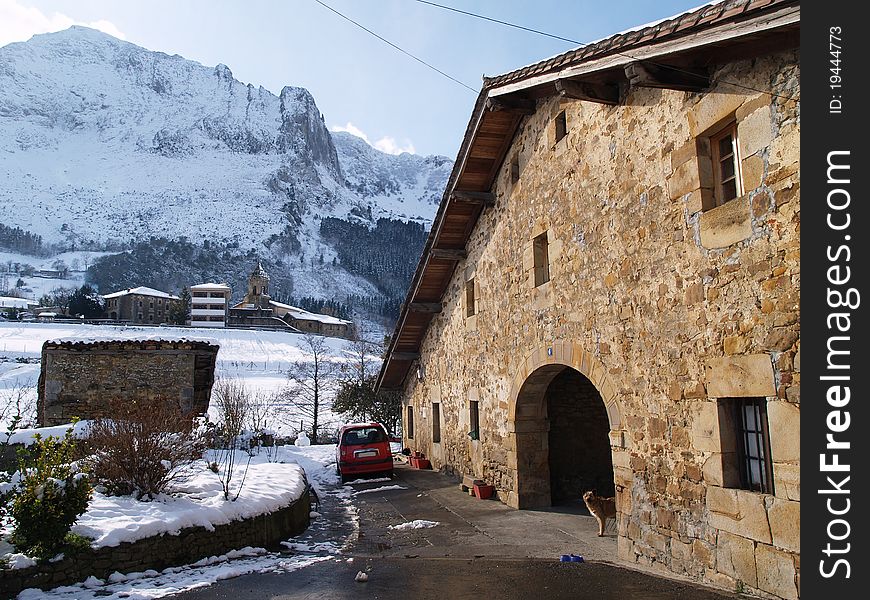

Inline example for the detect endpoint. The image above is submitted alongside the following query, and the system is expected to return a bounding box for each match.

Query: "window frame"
[710,121,743,207]
[432,402,441,444]
[407,406,414,439]
[469,400,480,441]
[533,232,550,287]
[733,397,775,494]
[554,110,567,144]
[465,278,476,317]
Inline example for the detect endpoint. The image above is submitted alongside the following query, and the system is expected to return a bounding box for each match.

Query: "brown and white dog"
[582,490,616,536]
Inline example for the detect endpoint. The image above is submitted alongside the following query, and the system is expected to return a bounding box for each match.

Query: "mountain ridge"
[0,26,451,310]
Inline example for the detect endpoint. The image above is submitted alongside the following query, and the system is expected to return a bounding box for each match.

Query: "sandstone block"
[706,354,776,398]
[688,91,747,137]
[698,194,752,249]
[690,402,721,453]
[774,463,800,501]
[768,498,800,553]
[712,489,772,544]
[716,530,757,588]
[755,544,798,600]
[738,106,774,158]
[741,154,764,192]
[768,400,800,463]
[668,157,702,200]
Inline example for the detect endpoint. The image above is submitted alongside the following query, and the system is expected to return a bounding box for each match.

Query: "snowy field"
[0,322,368,435]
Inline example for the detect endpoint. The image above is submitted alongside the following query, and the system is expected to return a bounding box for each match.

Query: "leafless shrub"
[84,397,207,500]
[210,378,252,500]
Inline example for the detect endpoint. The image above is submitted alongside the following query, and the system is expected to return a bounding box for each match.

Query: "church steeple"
[246,260,270,308]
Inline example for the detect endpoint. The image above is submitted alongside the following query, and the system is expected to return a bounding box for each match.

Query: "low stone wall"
[0,488,310,597]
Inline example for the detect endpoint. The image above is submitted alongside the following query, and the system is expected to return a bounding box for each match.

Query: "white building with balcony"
[189,283,231,328]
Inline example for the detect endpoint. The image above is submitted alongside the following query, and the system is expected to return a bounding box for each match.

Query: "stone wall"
[0,488,310,596]
[37,339,219,426]
[402,50,799,599]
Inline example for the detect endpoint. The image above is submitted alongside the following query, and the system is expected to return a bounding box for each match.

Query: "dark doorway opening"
[546,369,615,504]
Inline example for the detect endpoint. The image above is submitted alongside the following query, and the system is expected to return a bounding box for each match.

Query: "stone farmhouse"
[377,1,799,598]
[103,286,181,324]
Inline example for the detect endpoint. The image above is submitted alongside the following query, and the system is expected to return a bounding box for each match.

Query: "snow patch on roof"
[270,300,351,325]
[102,286,180,300]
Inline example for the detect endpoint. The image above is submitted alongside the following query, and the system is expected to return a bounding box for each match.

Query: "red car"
[335,422,394,483]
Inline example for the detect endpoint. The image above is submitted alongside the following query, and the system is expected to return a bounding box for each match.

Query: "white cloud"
[330,121,415,156]
[0,0,126,47]
[374,136,415,156]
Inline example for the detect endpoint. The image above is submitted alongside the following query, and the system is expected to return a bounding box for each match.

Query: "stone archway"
[505,343,625,510]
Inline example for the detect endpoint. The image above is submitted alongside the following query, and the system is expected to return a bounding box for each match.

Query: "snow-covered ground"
[6,442,357,599]
[0,321,372,435]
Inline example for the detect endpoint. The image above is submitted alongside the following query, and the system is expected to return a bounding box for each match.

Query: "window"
[510,154,520,184]
[710,122,742,207]
[432,403,441,443]
[465,278,476,317]
[469,401,480,441]
[555,110,567,144]
[721,398,774,494]
[407,406,414,439]
[533,232,550,286]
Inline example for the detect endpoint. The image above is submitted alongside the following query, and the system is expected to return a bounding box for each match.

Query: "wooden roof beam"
[625,61,709,92]
[407,302,442,313]
[451,190,495,207]
[430,248,467,261]
[391,351,421,361]
[556,79,620,105]
[486,96,535,115]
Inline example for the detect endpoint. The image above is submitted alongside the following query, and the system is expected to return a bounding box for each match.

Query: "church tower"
[245,260,271,309]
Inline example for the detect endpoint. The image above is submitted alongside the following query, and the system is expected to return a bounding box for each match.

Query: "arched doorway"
[512,362,618,509]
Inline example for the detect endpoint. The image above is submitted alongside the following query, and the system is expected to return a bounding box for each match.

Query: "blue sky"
[1,0,710,157]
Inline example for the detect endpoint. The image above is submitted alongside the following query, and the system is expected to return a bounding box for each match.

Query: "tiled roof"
[483,0,786,92]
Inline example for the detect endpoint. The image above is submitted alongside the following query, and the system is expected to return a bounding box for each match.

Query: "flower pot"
[473,483,494,499]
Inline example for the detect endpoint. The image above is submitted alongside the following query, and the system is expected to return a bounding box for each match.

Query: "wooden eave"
[376,0,799,392]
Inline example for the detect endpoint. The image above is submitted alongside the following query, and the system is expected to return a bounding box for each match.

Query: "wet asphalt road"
[173,462,740,600]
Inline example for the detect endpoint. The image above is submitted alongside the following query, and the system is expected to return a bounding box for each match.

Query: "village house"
[103,286,181,324]
[190,282,232,327]
[377,1,799,598]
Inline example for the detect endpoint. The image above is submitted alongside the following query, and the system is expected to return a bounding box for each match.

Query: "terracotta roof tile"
[486,0,794,90]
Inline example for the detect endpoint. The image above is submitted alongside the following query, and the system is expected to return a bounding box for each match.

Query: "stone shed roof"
[45,337,219,348]
[376,0,799,391]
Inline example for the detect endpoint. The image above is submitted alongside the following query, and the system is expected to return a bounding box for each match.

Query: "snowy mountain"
[0,27,450,307]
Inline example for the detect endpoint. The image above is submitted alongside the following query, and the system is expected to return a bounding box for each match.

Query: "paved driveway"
[174,462,739,599]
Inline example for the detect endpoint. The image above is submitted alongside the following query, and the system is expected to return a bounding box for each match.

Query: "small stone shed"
[37,337,219,426]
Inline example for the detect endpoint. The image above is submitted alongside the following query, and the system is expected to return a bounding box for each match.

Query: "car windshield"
[342,427,386,445]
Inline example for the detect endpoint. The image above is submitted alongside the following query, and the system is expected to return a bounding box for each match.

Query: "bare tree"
[1,380,37,434]
[282,334,341,443]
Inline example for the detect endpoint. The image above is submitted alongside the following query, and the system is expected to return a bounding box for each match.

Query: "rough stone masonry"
[37,338,219,426]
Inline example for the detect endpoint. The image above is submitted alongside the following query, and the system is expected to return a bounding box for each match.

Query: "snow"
[351,485,406,495]
[388,520,439,531]
[5,442,348,598]
[270,300,351,326]
[6,420,90,446]
[72,454,307,548]
[294,432,311,446]
[101,287,179,300]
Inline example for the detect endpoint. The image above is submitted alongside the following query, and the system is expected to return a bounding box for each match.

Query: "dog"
[582,490,616,536]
